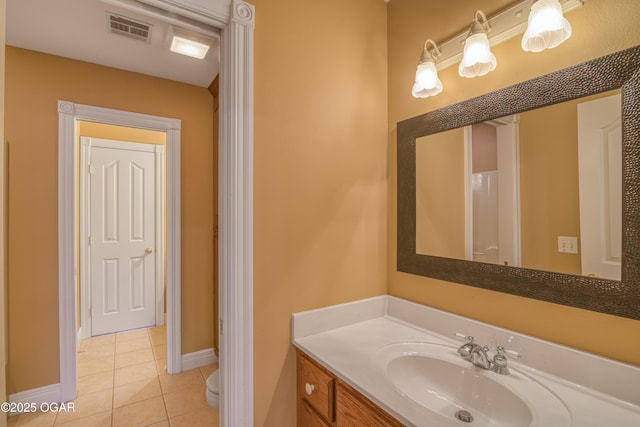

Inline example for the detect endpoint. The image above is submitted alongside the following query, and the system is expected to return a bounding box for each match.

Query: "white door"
[578,93,622,280]
[86,137,162,336]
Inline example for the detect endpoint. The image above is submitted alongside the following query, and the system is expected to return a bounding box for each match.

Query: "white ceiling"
[6,0,220,88]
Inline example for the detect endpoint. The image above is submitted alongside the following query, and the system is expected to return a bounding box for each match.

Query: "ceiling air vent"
[106,13,152,42]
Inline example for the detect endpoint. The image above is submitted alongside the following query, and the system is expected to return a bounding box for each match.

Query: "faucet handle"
[498,346,521,359]
[495,346,507,358]
[491,346,511,375]
[454,332,474,343]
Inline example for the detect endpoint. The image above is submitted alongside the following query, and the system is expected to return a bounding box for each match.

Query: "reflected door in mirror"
[578,93,622,280]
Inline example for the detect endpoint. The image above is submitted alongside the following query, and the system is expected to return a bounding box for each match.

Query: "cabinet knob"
[304,383,315,395]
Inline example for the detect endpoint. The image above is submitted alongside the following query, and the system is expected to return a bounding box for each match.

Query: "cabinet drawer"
[298,352,335,422]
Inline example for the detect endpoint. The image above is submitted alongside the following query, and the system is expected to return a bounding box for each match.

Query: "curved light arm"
[467,10,491,36]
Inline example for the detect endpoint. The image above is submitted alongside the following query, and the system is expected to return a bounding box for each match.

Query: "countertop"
[292,295,640,426]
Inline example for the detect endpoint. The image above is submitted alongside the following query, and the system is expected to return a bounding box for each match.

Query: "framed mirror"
[397,45,640,320]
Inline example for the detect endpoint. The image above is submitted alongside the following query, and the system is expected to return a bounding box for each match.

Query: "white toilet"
[206,370,220,409]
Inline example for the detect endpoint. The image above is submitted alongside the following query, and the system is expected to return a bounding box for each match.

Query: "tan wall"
[519,98,580,275]
[251,0,388,425]
[388,0,640,366]
[471,124,497,173]
[5,47,214,394]
[415,128,465,258]
[78,122,167,145]
[0,0,7,425]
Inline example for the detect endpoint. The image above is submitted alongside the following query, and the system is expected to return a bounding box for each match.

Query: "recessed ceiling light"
[167,25,216,59]
[170,36,210,59]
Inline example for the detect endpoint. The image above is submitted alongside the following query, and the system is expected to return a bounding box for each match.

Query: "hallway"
[8,326,219,426]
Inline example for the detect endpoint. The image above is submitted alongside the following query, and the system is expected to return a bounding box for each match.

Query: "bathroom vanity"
[292,296,640,426]
[297,349,403,426]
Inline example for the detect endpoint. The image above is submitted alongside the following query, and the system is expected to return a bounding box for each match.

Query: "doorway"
[79,136,165,338]
[464,114,522,267]
[58,101,182,402]
[57,1,255,421]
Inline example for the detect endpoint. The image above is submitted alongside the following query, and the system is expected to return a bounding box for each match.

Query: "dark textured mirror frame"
[397,45,640,320]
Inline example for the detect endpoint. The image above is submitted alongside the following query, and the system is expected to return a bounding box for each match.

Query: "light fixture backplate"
[435,0,584,71]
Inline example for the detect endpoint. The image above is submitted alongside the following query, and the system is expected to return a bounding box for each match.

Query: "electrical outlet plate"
[557,236,579,254]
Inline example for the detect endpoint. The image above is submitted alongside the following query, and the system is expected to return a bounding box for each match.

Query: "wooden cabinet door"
[336,381,404,427]
[299,399,333,427]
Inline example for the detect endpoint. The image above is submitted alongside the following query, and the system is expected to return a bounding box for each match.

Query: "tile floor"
[8,326,219,427]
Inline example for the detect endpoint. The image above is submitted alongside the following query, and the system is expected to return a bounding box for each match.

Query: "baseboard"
[8,383,61,415]
[181,348,218,371]
[8,349,217,415]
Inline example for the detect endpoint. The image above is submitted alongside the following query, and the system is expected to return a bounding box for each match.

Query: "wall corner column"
[218,1,254,426]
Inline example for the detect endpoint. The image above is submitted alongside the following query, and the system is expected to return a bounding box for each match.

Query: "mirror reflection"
[416,89,621,280]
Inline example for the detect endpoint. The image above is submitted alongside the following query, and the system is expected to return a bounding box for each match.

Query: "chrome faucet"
[456,336,514,375]
[456,336,481,359]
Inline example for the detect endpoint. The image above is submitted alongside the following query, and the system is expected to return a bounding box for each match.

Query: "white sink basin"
[373,342,571,426]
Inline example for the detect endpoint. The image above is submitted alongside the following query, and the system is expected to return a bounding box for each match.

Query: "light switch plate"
[558,236,579,254]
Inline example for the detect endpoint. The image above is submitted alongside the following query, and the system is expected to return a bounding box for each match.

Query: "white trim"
[464,126,472,261]
[181,348,219,371]
[136,0,231,28]
[218,2,255,426]
[79,138,165,339]
[79,139,90,339]
[154,144,166,327]
[58,101,182,403]
[165,124,182,375]
[9,384,61,415]
[58,103,78,403]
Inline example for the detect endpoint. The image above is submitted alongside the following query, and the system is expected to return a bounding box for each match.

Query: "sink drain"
[455,409,474,423]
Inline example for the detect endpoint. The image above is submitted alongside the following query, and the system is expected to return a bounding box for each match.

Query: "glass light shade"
[458,33,497,78]
[412,61,443,98]
[522,0,572,52]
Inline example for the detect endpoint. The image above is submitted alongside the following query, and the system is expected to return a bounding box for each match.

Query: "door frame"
[58,101,182,402]
[464,114,522,267]
[59,0,255,423]
[79,137,165,338]
[216,2,255,426]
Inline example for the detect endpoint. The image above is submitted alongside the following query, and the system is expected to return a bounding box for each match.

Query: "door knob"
[145,247,153,254]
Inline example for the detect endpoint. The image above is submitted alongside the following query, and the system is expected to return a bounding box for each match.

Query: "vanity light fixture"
[409,0,585,97]
[521,0,573,52]
[412,39,443,98]
[458,10,497,78]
